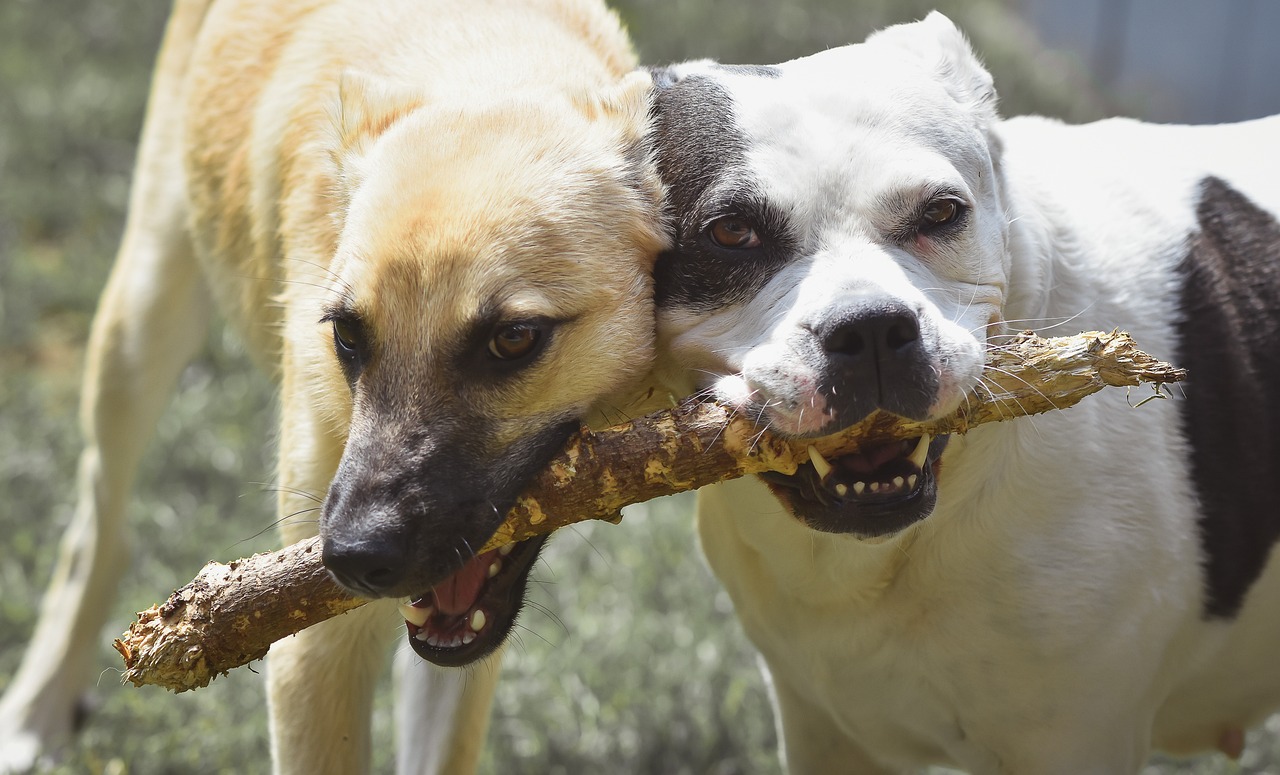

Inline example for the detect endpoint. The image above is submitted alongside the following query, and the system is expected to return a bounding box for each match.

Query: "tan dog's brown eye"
[708,217,762,249]
[332,318,361,354]
[488,323,542,361]
[920,198,964,230]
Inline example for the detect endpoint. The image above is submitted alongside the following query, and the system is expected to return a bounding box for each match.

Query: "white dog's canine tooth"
[399,603,431,628]
[808,446,833,480]
[470,609,487,632]
[854,481,866,495]
[909,434,932,470]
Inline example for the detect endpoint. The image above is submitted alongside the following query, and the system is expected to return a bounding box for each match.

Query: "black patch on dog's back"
[649,69,797,312]
[1177,176,1280,619]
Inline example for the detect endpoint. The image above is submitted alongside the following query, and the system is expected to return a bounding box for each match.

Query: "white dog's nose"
[813,301,935,423]
[820,303,920,359]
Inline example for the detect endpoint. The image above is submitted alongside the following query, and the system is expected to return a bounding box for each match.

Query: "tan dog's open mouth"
[398,536,545,666]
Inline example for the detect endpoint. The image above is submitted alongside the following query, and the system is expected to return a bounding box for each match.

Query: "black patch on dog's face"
[649,70,798,312]
[712,63,781,79]
[1177,176,1280,619]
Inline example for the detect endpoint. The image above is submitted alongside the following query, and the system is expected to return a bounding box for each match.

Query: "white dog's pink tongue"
[431,555,489,615]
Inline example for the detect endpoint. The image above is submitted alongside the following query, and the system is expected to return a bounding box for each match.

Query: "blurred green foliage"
[0,0,1271,773]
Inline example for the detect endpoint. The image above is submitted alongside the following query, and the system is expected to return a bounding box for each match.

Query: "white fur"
[659,13,1280,773]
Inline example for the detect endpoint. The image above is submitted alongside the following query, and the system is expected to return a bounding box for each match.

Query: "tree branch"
[114,330,1185,691]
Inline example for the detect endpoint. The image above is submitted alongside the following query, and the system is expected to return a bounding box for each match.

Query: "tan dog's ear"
[334,70,426,152]
[572,70,654,137]
[329,70,426,199]
[868,11,998,126]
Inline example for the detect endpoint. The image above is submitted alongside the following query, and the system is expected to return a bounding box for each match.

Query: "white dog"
[649,13,1280,773]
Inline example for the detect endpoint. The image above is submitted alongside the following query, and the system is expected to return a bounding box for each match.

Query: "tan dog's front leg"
[268,602,397,773]
[267,397,397,774]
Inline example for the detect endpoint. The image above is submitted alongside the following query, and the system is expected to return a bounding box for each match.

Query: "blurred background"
[2,0,1278,772]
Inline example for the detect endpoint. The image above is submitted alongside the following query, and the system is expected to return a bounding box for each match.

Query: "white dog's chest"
[696,413,1228,770]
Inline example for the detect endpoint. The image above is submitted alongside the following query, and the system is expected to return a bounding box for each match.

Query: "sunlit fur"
[0,1,664,773]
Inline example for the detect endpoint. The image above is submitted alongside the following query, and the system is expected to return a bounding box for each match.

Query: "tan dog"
[0,0,664,771]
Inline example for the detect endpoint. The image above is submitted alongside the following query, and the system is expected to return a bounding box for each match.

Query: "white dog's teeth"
[470,609,487,632]
[498,543,515,556]
[462,632,476,646]
[807,446,833,480]
[854,481,866,495]
[399,603,431,628]
[908,474,919,490]
[909,434,932,470]
[893,476,905,489]
[870,482,881,493]
[488,561,501,578]
[835,483,848,497]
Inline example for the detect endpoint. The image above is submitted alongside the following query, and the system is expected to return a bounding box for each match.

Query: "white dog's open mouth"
[398,537,544,667]
[760,434,950,536]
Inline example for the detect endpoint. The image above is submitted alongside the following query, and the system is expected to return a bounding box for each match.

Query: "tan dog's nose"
[322,535,409,597]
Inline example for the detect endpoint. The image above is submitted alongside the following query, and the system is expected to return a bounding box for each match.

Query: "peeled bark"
[115,330,1185,691]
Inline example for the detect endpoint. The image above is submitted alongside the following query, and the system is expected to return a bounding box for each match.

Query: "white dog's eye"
[488,322,543,361]
[707,216,762,249]
[919,198,964,231]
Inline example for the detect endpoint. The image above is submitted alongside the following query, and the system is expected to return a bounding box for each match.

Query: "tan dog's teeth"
[498,544,515,556]
[909,434,932,470]
[399,603,431,628]
[470,609,487,632]
[808,446,833,480]
[488,561,501,578]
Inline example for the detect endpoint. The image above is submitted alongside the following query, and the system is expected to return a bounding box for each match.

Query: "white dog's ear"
[868,11,997,125]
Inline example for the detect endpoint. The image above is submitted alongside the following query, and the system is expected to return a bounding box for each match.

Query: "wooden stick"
[114,330,1185,691]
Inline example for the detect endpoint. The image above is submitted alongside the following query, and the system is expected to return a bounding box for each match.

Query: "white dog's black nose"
[815,301,936,422]
[821,302,920,359]
[322,535,409,597]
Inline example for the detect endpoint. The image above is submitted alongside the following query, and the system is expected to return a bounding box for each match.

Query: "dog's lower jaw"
[760,435,950,537]
[398,536,545,667]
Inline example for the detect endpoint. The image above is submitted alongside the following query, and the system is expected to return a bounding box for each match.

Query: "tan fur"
[0,1,663,772]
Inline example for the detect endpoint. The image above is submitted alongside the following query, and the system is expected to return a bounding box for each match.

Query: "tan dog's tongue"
[430,554,489,616]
